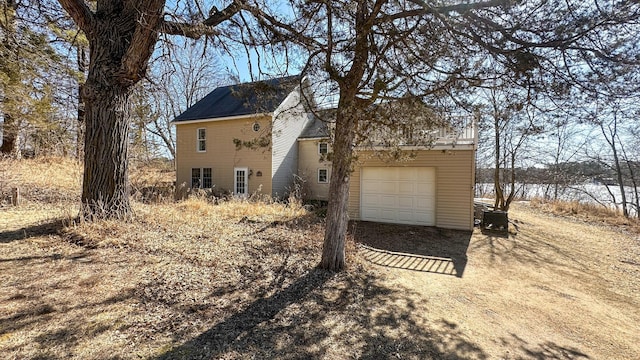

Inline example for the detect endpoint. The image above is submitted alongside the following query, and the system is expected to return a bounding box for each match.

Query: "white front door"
[234,167,248,197]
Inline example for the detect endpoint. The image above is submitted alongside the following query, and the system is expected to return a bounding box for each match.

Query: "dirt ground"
[1,200,639,359]
[354,203,640,359]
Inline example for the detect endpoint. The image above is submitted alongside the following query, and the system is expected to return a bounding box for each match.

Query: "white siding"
[271,87,311,197]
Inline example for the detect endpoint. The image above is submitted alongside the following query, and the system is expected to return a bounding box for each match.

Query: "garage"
[360,167,436,226]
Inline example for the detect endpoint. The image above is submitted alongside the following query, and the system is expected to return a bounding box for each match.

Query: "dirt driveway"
[354,202,640,359]
[1,201,639,359]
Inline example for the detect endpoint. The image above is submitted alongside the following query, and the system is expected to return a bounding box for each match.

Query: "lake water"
[475,182,639,216]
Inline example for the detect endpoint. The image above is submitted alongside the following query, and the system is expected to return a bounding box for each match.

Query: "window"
[318,142,328,155]
[252,122,261,132]
[197,128,206,152]
[191,167,212,188]
[202,168,212,188]
[191,168,201,188]
[318,168,328,183]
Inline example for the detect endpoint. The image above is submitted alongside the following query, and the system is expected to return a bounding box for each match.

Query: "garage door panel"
[362,208,380,218]
[398,170,416,181]
[396,210,415,222]
[417,167,434,178]
[380,195,397,207]
[398,182,415,194]
[361,167,435,226]
[380,209,398,221]
[362,181,383,192]
[413,213,434,225]
[398,196,414,207]
[417,182,435,193]
[362,195,380,206]
[380,182,397,192]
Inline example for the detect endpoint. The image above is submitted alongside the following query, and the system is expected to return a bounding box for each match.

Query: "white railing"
[365,115,477,147]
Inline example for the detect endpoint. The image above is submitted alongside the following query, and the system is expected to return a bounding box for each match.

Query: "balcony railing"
[363,115,477,148]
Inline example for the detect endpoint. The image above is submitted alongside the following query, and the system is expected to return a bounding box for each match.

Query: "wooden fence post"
[11,187,20,206]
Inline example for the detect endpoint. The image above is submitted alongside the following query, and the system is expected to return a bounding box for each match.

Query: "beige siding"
[175,117,273,196]
[297,139,331,200]
[348,150,475,230]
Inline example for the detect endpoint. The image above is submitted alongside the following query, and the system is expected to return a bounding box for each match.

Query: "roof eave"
[171,112,273,126]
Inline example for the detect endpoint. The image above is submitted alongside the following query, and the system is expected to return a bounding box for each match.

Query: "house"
[173,76,477,230]
[172,75,311,198]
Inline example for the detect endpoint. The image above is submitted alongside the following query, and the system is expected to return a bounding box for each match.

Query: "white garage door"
[360,167,436,226]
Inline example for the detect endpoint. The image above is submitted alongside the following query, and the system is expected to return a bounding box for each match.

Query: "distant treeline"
[476,160,640,187]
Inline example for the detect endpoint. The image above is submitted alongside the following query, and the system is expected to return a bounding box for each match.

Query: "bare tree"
[244,0,640,270]
[57,0,242,219]
[588,98,636,218]
[143,42,226,159]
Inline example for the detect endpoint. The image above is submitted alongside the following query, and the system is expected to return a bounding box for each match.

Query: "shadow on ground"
[350,221,472,277]
[0,219,66,243]
[154,268,487,359]
[500,333,590,359]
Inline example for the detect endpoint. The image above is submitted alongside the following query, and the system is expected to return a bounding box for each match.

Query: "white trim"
[191,167,213,189]
[297,137,330,141]
[172,113,272,126]
[317,168,329,184]
[361,144,475,151]
[274,89,298,115]
[318,142,328,155]
[234,167,249,197]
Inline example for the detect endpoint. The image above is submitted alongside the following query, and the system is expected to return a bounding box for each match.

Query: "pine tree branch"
[376,0,509,24]
[160,0,242,39]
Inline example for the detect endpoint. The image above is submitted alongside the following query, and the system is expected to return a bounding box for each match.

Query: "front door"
[234,167,248,197]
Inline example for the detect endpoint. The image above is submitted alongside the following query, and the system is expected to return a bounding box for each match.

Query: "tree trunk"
[0,113,20,157]
[320,101,357,271]
[76,44,87,160]
[605,115,629,218]
[612,145,629,218]
[80,81,133,220]
[493,112,504,210]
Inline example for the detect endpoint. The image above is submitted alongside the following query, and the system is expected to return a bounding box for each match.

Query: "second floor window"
[318,142,328,155]
[197,128,206,152]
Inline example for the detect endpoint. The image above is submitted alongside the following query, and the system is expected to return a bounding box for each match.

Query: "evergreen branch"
[160,0,242,39]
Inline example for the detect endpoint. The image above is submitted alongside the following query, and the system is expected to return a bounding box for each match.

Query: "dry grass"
[0,156,82,205]
[1,157,639,359]
[530,197,640,233]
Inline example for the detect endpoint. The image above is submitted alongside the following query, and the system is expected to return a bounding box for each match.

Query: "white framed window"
[191,167,212,188]
[191,168,201,188]
[318,168,328,183]
[318,142,328,155]
[197,128,206,152]
[202,168,212,188]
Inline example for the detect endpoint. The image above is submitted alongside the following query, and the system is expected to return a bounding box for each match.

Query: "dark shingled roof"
[299,112,331,139]
[173,75,301,122]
